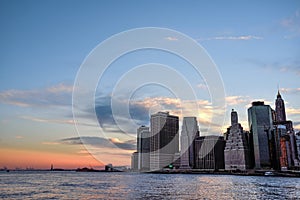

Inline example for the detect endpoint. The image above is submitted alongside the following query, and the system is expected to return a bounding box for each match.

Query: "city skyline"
[1,1,300,169]
[132,93,299,172]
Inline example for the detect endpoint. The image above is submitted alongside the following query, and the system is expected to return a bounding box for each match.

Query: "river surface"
[0,171,299,199]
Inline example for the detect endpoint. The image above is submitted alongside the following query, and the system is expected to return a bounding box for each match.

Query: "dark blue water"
[0,171,299,199]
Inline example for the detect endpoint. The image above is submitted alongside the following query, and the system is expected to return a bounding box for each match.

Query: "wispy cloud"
[21,115,97,127]
[21,116,75,125]
[0,83,73,107]
[286,108,300,116]
[246,59,300,76]
[92,95,224,136]
[280,87,300,95]
[196,83,208,90]
[281,9,300,39]
[226,96,250,106]
[41,141,60,145]
[198,35,263,41]
[46,83,73,93]
[60,136,136,150]
[164,36,178,41]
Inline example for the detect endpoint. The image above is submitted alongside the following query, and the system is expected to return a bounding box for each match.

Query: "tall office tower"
[248,101,273,169]
[224,109,251,170]
[274,91,299,168]
[275,90,286,122]
[180,117,199,169]
[137,125,150,171]
[276,125,291,170]
[131,152,138,171]
[150,112,179,171]
[194,136,225,170]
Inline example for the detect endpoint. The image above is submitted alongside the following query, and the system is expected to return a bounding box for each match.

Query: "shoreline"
[1,169,300,178]
[146,169,300,177]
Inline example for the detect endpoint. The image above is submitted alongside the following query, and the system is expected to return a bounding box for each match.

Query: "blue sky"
[0,0,299,168]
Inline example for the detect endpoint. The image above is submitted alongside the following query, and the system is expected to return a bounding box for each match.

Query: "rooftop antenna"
[277,83,281,97]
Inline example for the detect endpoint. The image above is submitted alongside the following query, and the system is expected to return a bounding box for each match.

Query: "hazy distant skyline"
[0,0,299,169]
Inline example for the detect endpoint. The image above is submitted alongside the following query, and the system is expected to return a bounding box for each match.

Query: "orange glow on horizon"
[0,148,105,170]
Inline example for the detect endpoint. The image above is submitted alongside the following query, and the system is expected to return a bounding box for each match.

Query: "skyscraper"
[275,90,286,122]
[274,91,299,168]
[137,125,150,171]
[248,101,273,169]
[150,112,179,171]
[131,152,138,171]
[224,109,250,170]
[180,117,199,169]
[194,136,225,170]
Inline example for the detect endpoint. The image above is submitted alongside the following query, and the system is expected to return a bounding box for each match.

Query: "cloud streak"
[60,136,136,150]
[198,35,263,41]
[164,36,178,41]
[280,88,300,95]
[281,9,300,38]
[246,59,300,76]
[226,96,250,106]
[0,83,73,107]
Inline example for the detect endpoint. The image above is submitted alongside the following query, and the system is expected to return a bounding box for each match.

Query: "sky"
[0,0,300,169]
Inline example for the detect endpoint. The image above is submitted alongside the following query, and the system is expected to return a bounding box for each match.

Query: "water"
[0,171,299,199]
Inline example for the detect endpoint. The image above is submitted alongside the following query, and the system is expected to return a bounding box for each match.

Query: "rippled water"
[0,171,299,199]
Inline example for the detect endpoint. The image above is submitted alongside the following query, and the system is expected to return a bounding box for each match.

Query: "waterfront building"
[274,91,299,168]
[131,152,138,171]
[224,109,251,170]
[194,136,225,170]
[137,125,150,171]
[248,101,273,169]
[276,125,290,170]
[150,112,179,171]
[296,132,300,163]
[180,117,199,169]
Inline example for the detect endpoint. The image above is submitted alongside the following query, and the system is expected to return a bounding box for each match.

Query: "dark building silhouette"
[137,125,150,171]
[273,91,299,169]
[248,101,273,169]
[275,91,287,122]
[150,112,179,171]
[194,136,225,170]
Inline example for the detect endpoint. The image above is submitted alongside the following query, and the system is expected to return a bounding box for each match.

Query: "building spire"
[277,89,281,98]
[231,109,238,126]
[277,84,281,98]
[275,89,286,122]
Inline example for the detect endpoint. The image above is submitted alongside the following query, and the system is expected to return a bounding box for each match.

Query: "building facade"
[137,125,150,171]
[194,136,225,170]
[274,91,299,168]
[248,101,274,169]
[180,117,199,169]
[150,112,179,171]
[224,109,251,170]
[295,132,300,164]
[131,152,139,171]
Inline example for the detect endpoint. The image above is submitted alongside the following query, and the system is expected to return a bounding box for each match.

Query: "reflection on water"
[0,171,299,199]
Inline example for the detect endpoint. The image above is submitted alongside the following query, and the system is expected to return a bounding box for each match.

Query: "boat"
[264,171,274,176]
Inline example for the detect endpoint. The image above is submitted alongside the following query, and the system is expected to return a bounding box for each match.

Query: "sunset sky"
[0,0,299,169]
